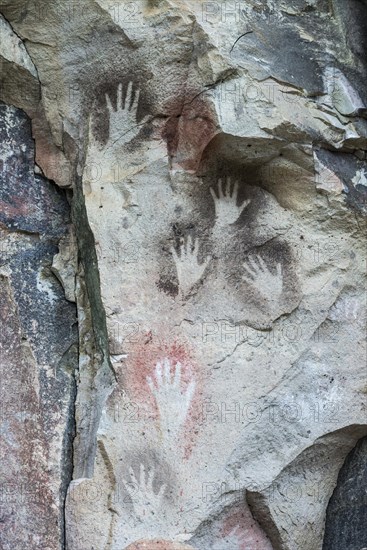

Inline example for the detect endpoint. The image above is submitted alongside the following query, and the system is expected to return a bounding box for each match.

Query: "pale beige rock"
[0,1,366,549]
[0,14,37,76]
[51,228,78,302]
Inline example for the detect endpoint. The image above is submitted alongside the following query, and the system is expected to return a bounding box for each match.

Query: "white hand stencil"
[171,236,211,297]
[105,81,149,147]
[147,359,196,442]
[210,177,251,227]
[123,463,166,522]
[242,255,283,303]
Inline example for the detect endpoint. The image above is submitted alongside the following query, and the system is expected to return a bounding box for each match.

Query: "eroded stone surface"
[0,104,78,549]
[0,1,366,549]
[323,435,367,550]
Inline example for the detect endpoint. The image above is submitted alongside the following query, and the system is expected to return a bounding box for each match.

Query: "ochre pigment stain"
[124,333,204,456]
[162,88,219,173]
[221,505,273,549]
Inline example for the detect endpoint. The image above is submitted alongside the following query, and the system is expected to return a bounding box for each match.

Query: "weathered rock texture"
[323,435,367,550]
[0,1,366,549]
[0,104,78,548]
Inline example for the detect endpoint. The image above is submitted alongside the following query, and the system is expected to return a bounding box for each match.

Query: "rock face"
[0,104,78,548]
[323,435,367,550]
[0,1,366,549]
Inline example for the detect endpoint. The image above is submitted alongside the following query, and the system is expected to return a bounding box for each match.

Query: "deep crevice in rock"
[70,167,117,479]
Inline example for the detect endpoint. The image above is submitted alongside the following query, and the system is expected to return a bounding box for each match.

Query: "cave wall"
[0,1,366,549]
[0,103,78,548]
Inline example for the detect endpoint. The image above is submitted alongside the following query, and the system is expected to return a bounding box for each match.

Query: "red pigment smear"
[123,332,204,457]
[162,89,219,173]
[0,197,31,217]
[220,504,273,550]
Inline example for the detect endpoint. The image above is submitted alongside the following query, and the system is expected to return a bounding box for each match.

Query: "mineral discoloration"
[162,92,219,172]
[0,104,78,549]
[0,1,366,549]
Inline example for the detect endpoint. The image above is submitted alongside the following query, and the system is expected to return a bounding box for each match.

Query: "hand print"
[242,255,283,304]
[123,463,166,522]
[171,236,211,297]
[210,177,251,227]
[105,81,150,147]
[147,359,196,442]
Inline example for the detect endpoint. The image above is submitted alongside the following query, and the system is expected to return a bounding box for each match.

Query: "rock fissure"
[1,1,366,549]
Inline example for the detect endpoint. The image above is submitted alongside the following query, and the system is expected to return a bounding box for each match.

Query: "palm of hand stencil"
[171,236,210,297]
[210,177,251,227]
[123,464,166,523]
[105,81,149,147]
[147,359,195,442]
[242,255,283,304]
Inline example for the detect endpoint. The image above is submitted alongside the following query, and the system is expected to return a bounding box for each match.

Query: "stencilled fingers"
[242,254,283,302]
[123,463,166,507]
[146,359,196,442]
[171,235,211,297]
[104,82,150,147]
[210,177,251,226]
